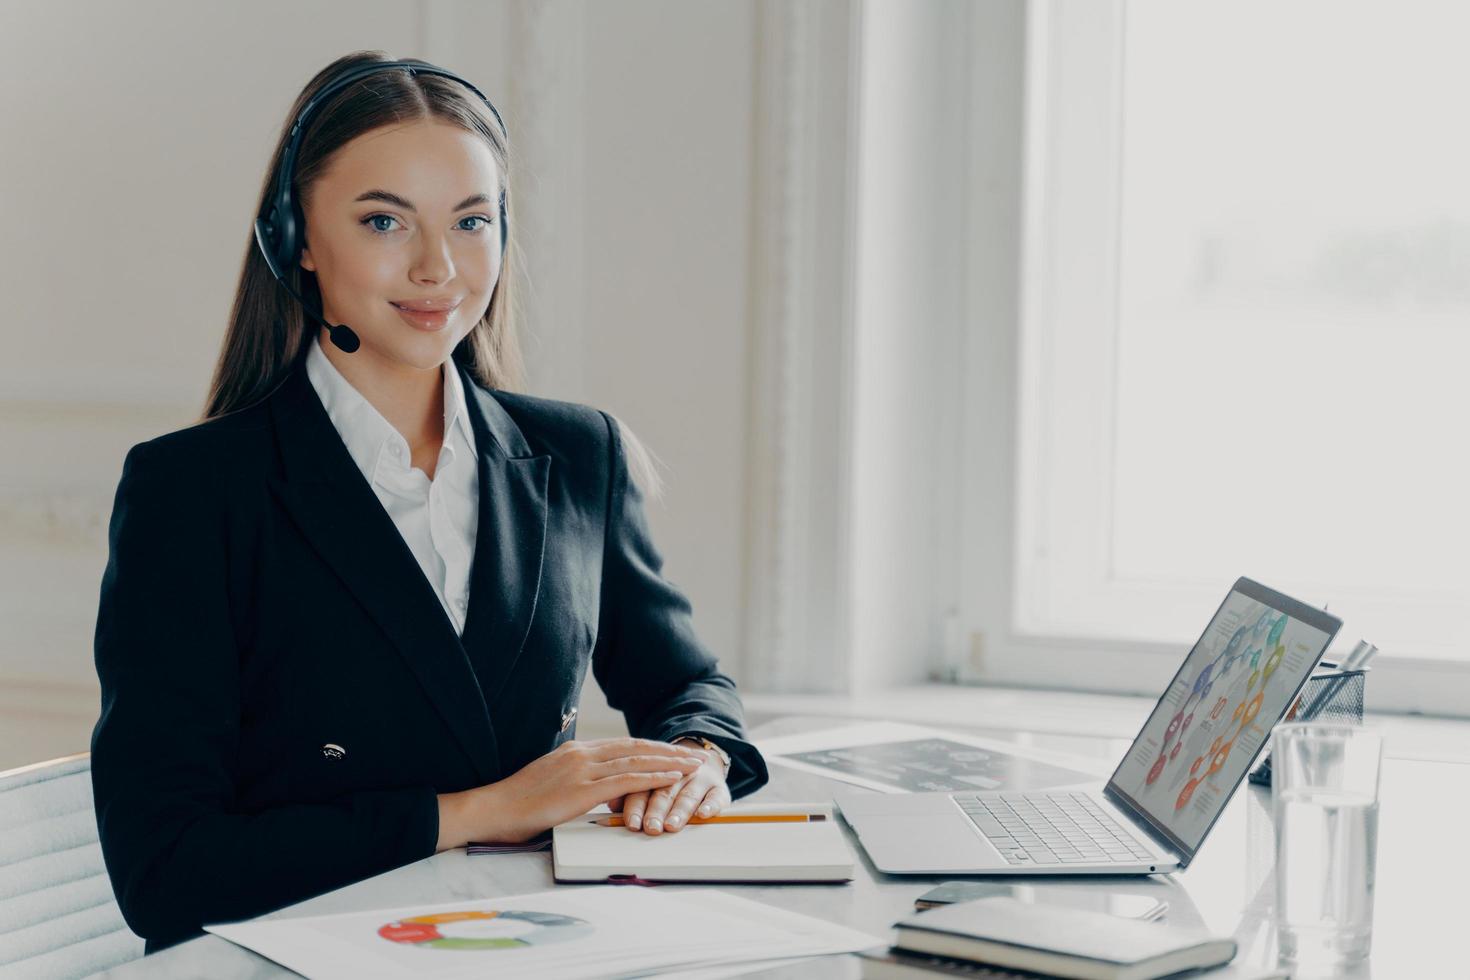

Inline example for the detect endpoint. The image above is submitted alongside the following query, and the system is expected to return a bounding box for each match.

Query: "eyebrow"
[353,189,493,212]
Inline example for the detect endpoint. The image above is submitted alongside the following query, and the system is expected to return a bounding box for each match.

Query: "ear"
[299,241,316,273]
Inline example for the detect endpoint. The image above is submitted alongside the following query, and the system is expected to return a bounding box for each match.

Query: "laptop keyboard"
[954,791,1155,866]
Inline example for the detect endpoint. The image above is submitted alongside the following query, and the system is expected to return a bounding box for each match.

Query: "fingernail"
[699,805,711,815]
[668,816,681,827]
[629,817,641,830]
[648,819,662,830]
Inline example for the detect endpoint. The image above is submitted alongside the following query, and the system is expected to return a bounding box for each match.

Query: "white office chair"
[0,752,144,978]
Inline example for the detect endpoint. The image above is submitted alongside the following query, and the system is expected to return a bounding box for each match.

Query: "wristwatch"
[673,734,730,776]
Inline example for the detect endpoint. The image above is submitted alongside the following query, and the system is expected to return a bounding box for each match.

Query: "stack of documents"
[757,721,1108,795]
[206,884,883,979]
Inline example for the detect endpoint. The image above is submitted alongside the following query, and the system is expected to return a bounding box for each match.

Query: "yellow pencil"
[592,812,827,827]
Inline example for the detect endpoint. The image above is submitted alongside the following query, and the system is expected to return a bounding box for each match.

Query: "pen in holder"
[1248,660,1369,786]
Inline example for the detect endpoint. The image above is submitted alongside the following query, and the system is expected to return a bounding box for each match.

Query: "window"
[989,0,1470,709]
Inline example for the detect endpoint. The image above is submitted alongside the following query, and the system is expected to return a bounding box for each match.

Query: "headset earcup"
[280,193,304,273]
[254,192,300,282]
[499,192,508,254]
[253,203,290,281]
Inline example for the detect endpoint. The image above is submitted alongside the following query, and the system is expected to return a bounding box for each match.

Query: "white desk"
[96,714,1468,978]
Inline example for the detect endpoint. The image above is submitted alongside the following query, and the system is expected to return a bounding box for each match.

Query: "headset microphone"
[267,268,362,353]
[327,323,361,354]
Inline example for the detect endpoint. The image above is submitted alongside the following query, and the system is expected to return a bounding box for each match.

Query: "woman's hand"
[609,744,730,835]
[442,738,704,848]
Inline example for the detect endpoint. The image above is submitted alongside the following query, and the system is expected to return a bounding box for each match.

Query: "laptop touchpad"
[844,813,994,872]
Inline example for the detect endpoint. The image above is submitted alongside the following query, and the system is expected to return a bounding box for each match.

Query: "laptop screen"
[1106,579,1340,858]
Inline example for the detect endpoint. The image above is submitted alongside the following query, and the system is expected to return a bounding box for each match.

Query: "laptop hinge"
[1103,784,1191,866]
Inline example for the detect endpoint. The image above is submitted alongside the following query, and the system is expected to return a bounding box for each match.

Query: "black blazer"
[89,355,768,953]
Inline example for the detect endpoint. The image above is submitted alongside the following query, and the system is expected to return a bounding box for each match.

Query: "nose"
[409,229,455,285]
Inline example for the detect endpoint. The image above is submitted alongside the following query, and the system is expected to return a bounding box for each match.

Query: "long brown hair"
[202,50,664,501]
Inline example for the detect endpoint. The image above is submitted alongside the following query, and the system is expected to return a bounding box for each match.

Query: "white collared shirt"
[305,337,479,636]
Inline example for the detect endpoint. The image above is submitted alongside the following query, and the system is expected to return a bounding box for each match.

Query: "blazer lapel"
[265,361,519,783]
[455,362,552,707]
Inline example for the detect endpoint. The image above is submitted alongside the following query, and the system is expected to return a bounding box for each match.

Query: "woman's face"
[299,119,503,374]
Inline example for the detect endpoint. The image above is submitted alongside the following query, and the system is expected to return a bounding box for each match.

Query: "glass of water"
[1271,721,1384,971]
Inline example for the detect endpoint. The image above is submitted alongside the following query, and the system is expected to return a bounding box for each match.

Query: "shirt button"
[390,444,404,459]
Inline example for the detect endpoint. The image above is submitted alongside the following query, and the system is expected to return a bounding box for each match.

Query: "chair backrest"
[0,752,145,978]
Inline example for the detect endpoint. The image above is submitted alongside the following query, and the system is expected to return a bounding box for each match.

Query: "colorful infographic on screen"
[1109,589,1332,849]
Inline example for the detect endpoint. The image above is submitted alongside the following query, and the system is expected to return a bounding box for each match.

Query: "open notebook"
[552,802,855,883]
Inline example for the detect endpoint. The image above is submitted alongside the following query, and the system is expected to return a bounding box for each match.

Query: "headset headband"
[275,59,508,202]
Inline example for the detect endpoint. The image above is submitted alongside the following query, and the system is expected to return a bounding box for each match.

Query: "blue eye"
[361,214,495,236]
[363,214,400,235]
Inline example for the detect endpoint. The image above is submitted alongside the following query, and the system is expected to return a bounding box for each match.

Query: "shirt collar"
[304,336,476,483]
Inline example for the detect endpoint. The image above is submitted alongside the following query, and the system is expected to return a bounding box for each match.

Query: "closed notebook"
[893,896,1237,980]
[858,947,1055,978]
[552,802,854,883]
[858,949,1284,980]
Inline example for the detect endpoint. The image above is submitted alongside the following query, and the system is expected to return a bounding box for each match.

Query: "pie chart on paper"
[377,909,594,950]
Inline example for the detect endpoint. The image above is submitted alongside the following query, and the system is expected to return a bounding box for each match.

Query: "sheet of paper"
[756,721,1111,794]
[629,889,885,976]
[651,957,820,980]
[205,885,883,980]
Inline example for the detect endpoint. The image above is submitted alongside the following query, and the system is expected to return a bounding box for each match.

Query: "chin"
[371,337,457,372]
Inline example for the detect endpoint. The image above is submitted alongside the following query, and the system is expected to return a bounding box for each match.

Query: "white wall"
[0,0,759,766]
[555,2,754,696]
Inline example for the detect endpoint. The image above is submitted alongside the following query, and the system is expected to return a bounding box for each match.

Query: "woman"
[90,50,768,954]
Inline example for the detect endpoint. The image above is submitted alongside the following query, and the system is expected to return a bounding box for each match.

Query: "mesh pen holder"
[1248,664,1368,786]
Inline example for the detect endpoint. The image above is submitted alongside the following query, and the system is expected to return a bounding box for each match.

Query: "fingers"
[620,790,650,831]
[695,781,732,820]
[592,754,702,779]
[598,770,691,802]
[638,776,689,835]
[659,779,708,833]
[580,737,704,762]
[644,772,732,835]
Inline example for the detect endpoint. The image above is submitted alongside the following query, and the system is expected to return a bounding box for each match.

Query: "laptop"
[836,577,1342,875]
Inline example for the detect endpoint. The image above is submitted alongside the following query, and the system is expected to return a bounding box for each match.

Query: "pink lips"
[392,298,461,312]
[391,299,460,331]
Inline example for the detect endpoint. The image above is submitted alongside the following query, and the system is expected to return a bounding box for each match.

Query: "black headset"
[253,58,509,354]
